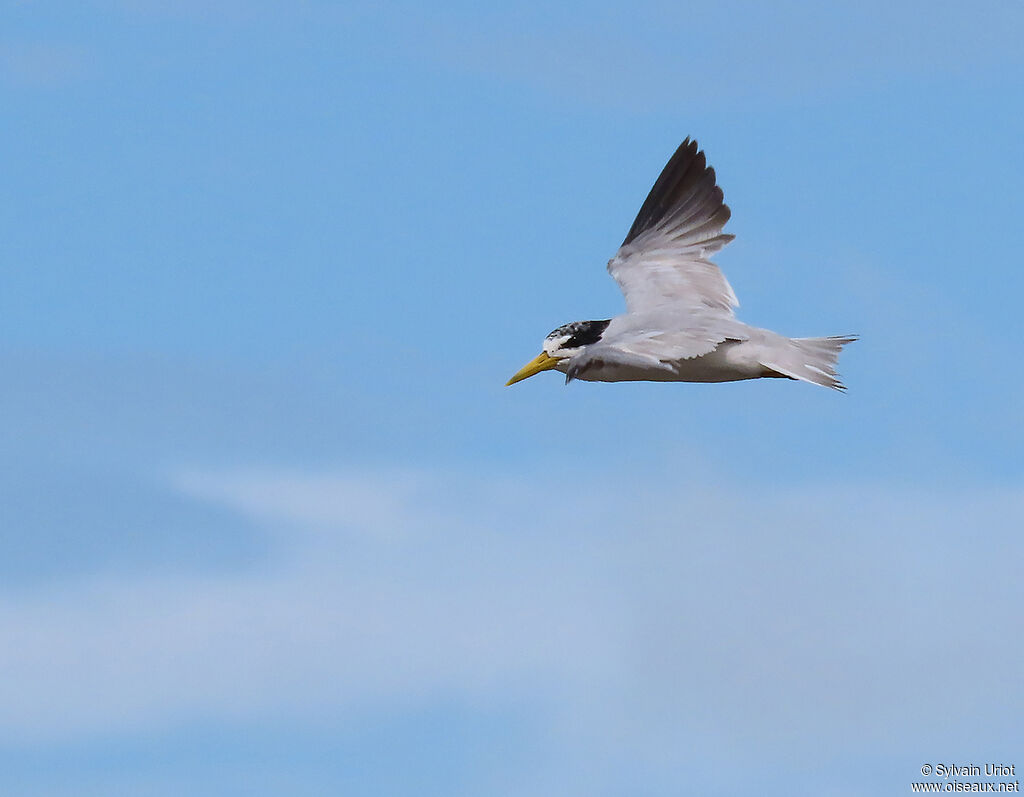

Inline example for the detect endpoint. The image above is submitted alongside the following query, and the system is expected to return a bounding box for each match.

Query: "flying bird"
[506,138,856,390]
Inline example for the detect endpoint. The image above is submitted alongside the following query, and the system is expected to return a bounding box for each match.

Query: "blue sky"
[1,1,1022,795]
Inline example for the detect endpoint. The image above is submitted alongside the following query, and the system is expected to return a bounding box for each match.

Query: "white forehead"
[542,333,572,354]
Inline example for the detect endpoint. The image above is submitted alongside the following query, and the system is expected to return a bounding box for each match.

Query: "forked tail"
[761,335,858,391]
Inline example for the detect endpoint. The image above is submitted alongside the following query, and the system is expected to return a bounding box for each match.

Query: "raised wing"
[608,138,737,314]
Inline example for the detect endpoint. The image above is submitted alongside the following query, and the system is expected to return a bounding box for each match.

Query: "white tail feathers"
[761,335,858,391]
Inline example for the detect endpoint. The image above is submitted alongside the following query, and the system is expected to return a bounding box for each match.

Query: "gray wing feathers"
[565,345,673,383]
[608,139,738,314]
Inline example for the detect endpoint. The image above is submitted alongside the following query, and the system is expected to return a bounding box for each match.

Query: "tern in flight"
[506,138,855,390]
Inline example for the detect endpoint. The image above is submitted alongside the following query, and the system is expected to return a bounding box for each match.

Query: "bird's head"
[505,320,610,385]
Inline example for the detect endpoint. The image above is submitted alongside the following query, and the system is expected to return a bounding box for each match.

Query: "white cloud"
[0,465,1021,775]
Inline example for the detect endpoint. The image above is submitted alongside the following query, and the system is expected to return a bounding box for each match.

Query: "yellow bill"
[506,352,563,386]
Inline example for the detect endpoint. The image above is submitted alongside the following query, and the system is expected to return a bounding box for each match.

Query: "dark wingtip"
[622,138,724,247]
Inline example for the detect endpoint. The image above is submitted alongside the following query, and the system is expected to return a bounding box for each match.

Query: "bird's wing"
[607,138,737,315]
[564,312,748,382]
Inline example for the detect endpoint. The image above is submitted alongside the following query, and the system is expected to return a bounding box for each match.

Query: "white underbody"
[558,334,776,383]
[547,316,851,389]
